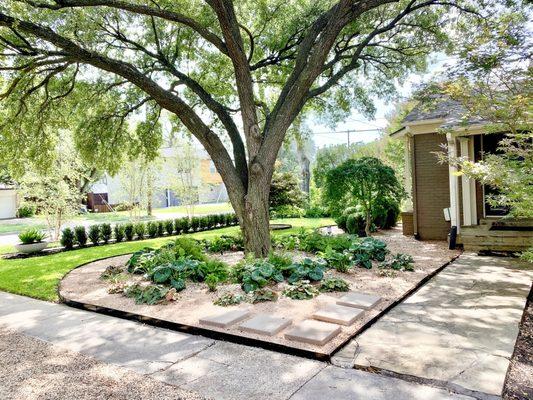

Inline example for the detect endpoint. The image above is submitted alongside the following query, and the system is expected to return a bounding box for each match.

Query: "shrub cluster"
[60,212,238,250]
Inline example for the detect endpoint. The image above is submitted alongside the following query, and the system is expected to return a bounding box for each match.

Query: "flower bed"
[60,227,460,357]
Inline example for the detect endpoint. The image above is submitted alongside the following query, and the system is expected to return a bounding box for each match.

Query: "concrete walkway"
[0,292,470,400]
[332,253,533,398]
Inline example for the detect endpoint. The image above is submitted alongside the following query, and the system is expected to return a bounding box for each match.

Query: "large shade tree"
[0,0,511,255]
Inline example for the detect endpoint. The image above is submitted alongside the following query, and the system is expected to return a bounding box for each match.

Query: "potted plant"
[15,228,48,254]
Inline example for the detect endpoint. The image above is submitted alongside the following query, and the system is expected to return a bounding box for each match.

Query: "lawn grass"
[0,203,234,235]
[0,218,333,302]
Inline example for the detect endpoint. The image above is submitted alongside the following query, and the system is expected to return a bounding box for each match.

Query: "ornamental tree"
[0,0,508,255]
[324,157,404,235]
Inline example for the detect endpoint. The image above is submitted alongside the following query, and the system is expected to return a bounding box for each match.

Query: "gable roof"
[402,95,488,129]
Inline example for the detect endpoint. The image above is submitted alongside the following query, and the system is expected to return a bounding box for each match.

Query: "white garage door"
[0,189,17,219]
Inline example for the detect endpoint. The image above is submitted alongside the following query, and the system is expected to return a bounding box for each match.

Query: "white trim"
[446,133,461,232]
[458,137,477,226]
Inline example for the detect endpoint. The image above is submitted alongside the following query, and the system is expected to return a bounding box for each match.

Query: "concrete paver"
[312,304,365,325]
[284,319,341,345]
[336,291,382,309]
[199,309,251,328]
[333,253,533,396]
[238,314,291,336]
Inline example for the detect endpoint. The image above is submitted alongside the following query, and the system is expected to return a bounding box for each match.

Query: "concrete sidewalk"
[0,291,470,400]
[333,253,532,398]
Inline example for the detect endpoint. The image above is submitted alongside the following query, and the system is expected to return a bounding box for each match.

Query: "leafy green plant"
[190,217,200,232]
[74,225,88,246]
[100,265,123,280]
[134,222,146,240]
[124,283,169,305]
[124,223,134,241]
[267,252,293,271]
[16,204,35,218]
[114,224,125,242]
[206,235,243,253]
[240,260,284,293]
[283,280,319,300]
[205,274,218,291]
[349,237,389,266]
[250,288,278,303]
[172,237,207,261]
[283,258,327,284]
[214,292,245,307]
[319,277,350,292]
[59,228,74,249]
[164,219,174,236]
[379,253,414,271]
[147,221,159,238]
[100,223,112,244]
[18,228,46,245]
[88,224,100,245]
[157,221,164,236]
[318,246,351,272]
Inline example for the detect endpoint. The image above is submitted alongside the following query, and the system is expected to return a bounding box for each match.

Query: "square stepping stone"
[199,309,250,328]
[239,314,291,336]
[284,320,341,346]
[312,304,364,326]
[337,292,381,310]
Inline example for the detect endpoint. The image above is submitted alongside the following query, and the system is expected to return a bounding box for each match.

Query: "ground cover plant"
[0,218,332,302]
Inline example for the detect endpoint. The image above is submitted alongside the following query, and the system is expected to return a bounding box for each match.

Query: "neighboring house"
[0,185,17,219]
[392,98,532,252]
[88,146,228,211]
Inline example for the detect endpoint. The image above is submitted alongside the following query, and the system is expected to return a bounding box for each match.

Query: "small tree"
[269,170,306,210]
[167,138,201,219]
[324,157,404,236]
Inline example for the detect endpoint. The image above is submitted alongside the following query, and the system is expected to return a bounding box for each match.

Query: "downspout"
[446,132,461,249]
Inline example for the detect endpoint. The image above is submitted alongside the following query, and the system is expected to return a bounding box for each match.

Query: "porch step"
[459,226,533,252]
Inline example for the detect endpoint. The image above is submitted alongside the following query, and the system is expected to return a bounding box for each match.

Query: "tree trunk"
[365,209,372,237]
[234,177,271,257]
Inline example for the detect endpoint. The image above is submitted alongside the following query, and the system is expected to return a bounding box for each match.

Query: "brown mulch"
[503,284,533,400]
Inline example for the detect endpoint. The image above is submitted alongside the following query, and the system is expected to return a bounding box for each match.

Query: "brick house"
[392,99,532,252]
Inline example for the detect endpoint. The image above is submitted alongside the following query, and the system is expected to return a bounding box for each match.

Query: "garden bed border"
[58,249,461,361]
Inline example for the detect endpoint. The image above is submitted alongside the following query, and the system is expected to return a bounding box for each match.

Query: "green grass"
[0,218,333,302]
[0,203,234,235]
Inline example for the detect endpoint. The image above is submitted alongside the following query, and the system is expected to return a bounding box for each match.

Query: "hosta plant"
[100,265,123,280]
[319,278,350,292]
[214,292,245,307]
[124,283,169,305]
[240,260,284,293]
[282,258,327,284]
[318,246,351,273]
[379,253,414,271]
[250,288,278,303]
[283,280,320,300]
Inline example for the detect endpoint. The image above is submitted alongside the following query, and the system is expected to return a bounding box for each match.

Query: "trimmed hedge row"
[60,213,239,250]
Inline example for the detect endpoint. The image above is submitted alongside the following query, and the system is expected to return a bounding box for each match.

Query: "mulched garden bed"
[59,227,460,359]
[503,284,533,400]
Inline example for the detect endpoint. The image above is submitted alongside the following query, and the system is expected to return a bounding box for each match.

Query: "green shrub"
[114,224,125,242]
[60,228,75,249]
[269,170,305,209]
[16,204,35,218]
[172,237,207,261]
[373,197,400,229]
[283,280,319,300]
[267,252,293,271]
[134,222,146,239]
[200,216,210,230]
[74,226,87,246]
[100,223,112,244]
[270,205,305,219]
[250,288,278,303]
[239,259,284,293]
[190,216,200,232]
[124,223,135,241]
[224,213,234,226]
[214,292,245,306]
[157,221,165,236]
[335,214,348,231]
[88,225,100,245]
[164,219,174,236]
[147,221,159,238]
[379,253,414,271]
[304,205,329,218]
[206,235,243,253]
[205,274,218,291]
[319,278,350,292]
[346,213,366,236]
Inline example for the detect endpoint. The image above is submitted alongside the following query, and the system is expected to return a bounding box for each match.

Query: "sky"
[309,53,457,148]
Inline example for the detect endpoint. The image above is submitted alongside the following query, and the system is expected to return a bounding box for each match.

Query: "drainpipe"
[446,132,460,249]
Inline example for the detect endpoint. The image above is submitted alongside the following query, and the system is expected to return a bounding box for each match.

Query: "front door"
[481,133,510,216]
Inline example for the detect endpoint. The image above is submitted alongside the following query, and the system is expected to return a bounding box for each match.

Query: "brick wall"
[414,133,451,240]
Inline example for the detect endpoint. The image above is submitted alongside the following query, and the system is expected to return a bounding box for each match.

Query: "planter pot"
[15,241,48,254]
